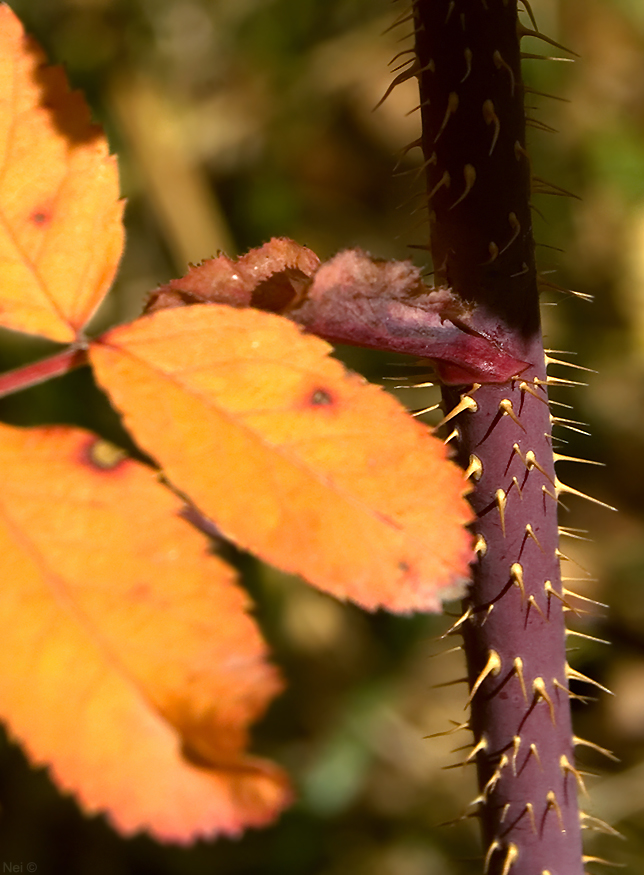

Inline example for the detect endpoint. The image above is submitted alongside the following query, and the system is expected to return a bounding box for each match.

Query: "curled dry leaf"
[289,249,531,384]
[90,305,474,613]
[0,424,289,842]
[0,5,124,341]
[145,237,320,314]
[147,238,530,384]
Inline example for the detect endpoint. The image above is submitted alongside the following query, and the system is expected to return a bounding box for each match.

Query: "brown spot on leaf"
[31,210,50,226]
[310,388,334,406]
[82,438,127,471]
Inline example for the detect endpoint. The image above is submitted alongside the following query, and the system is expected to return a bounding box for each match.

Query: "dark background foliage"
[0,1,643,872]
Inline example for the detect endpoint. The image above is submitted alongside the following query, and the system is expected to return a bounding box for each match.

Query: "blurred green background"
[1,0,643,872]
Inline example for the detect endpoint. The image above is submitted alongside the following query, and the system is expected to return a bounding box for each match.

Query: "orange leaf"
[0,6,124,341]
[0,424,289,842]
[90,305,473,613]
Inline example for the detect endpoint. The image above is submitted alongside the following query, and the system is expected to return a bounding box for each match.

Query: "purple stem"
[411,1,584,872]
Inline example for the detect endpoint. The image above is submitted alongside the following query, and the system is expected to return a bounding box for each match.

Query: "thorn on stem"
[466,649,502,705]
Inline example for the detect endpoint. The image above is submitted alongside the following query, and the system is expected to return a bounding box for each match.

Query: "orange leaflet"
[90,305,474,613]
[0,6,124,341]
[0,424,289,842]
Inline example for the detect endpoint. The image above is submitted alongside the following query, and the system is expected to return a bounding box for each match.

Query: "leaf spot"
[31,209,50,226]
[83,438,127,471]
[309,388,334,407]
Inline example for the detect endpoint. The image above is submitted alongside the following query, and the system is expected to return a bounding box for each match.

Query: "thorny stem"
[412,1,584,873]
